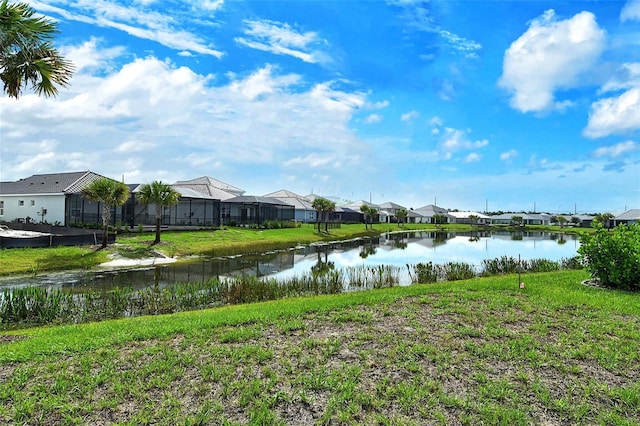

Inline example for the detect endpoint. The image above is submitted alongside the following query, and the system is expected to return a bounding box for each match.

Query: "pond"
[0,231,580,291]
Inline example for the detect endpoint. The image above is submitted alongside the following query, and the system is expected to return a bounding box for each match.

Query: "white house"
[0,171,108,225]
[491,213,551,226]
[412,204,453,224]
[378,201,407,223]
[448,211,492,225]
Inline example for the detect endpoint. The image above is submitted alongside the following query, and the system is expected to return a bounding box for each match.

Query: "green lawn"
[1,270,638,425]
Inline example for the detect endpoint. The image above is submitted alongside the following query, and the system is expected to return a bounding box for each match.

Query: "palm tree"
[557,215,567,228]
[0,0,74,99]
[396,208,408,227]
[137,181,181,244]
[360,205,377,229]
[360,205,371,229]
[323,199,336,233]
[82,178,130,248]
[312,197,330,233]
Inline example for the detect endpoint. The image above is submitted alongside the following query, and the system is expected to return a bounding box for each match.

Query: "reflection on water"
[0,231,580,291]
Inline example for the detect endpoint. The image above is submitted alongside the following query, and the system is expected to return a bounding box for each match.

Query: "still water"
[0,231,580,291]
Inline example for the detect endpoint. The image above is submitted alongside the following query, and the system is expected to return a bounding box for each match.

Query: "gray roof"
[171,184,237,200]
[171,186,218,200]
[344,200,380,210]
[448,211,492,220]
[413,204,450,216]
[614,209,640,221]
[224,196,294,206]
[379,201,406,210]
[491,213,551,220]
[174,176,244,196]
[0,171,107,195]
[264,189,314,210]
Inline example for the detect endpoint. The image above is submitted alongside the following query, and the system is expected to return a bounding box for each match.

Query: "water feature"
[0,231,580,291]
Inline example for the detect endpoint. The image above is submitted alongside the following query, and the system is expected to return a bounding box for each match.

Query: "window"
[0,200,3,216]
[31,200,35,206]
[18,200,24,206]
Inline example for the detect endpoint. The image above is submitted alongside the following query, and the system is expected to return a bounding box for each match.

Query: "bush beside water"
[578,223,640,291]
[1,257,582,329]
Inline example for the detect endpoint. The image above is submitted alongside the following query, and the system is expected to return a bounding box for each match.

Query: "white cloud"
[464,153,482,163]
[365,114,383,124]
[584,88,640,137]
[621,0,640,22]
[0,43,370,192]
[368,100,390,109]
[499,9,605,113]
[61,38,125,73]
[600,63,640,93]
[438,30,482,59]
[441,128,489,152]
[500,149,519,161]
[115,140,155,153]
[401,110,419,122]
[235,19,330,65]
[283,153,335,168]
[430,116,444,127]
[31,0,224,57]
[593,141,638,158]
[584,63,640,137]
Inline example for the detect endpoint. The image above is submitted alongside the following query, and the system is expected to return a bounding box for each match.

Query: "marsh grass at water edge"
[1,256,582,329]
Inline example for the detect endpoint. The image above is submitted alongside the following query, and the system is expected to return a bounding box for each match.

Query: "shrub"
[578,223,640,291]
[410,262,439,283]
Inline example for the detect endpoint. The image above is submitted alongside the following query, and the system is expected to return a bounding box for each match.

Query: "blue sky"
[1,0,639,213]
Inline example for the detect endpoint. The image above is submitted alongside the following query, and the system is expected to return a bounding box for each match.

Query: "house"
[412,204,453,224]
[567,214,596,228]
[0,171,120,226]
[612,209,640,226]
[448,211,492,225]
[378,202,407,223]
[263,190,316,223]
[343,200,381,223]
[491,213,551,226]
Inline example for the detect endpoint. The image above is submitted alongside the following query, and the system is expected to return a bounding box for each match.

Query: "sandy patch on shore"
[100,256,177,268]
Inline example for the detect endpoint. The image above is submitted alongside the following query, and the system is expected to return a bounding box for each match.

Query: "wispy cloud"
[500,149,518,162]
[593,141,638,158]
[438,30,482,58]
[32,0,224,57]
[365,114,383,124]
[235,19,330,65]
[401,110,419,122]
[621,0,640,22]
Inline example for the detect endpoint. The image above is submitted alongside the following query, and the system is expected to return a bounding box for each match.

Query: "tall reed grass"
[1,256,582,329]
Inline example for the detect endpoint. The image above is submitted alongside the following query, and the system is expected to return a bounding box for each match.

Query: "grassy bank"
[1,270,638,424]
[0,223,579,276]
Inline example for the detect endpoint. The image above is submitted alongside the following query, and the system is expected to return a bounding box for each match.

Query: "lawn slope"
[1,270,639,425]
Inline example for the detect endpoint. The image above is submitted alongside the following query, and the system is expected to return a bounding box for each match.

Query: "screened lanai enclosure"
[64,192,294,228]
[222,196,295,225]
[65,192,221,228]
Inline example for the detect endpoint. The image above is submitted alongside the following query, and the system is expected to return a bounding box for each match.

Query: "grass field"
[1,270,638,425]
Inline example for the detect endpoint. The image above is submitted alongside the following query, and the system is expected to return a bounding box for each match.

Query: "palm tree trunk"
[101,204,110,248]
[154,204,162,244]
